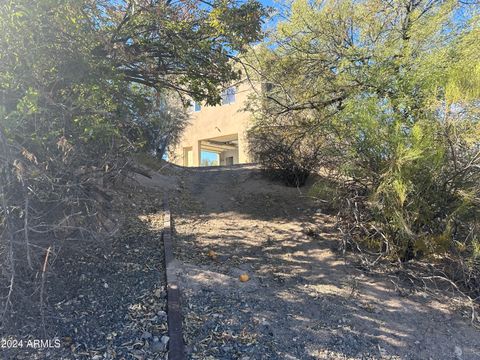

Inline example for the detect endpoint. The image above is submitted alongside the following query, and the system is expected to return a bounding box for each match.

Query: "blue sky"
[261,0,280,10]
[201,151,220,164]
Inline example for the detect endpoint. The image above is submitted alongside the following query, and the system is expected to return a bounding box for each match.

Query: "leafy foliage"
[247,108,328,186]
[246,0,480,285]
[0,0,265,325]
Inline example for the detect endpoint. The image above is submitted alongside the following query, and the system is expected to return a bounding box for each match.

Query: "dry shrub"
[247,116,325,187]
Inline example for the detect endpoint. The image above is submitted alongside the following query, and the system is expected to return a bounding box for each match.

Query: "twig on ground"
[40,246,52,336]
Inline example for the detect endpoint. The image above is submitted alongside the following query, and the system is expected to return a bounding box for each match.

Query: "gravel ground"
[170,165,480,360]
[2,184,169,360]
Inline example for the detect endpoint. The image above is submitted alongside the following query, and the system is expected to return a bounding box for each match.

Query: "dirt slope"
[167,165,480,360]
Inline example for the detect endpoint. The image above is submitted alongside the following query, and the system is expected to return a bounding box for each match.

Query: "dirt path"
[169,165,480,360]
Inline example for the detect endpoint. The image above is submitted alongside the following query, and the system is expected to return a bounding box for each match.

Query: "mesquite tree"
[246,0,479,281]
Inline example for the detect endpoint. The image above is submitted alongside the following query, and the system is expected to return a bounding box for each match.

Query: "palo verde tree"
[0,0,265,327]
[246,0,479,289]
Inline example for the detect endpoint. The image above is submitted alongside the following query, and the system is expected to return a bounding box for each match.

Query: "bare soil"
[168,165,480,360]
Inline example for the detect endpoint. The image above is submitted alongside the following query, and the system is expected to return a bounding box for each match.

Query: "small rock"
[154,288,164,298]
[103,283,109,289]
[157,310,167,319]
[141,331,152,340]
[151,341,166,353]
[454,346,463,359]
[218,255,229,262]
[161,335,169,345]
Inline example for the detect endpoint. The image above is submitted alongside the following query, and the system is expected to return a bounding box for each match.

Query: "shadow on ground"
[1,184,170,360]
[169,165,480,360]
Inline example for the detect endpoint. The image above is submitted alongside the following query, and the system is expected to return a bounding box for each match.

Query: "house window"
[190,101,201,112]
[222,86,236,105]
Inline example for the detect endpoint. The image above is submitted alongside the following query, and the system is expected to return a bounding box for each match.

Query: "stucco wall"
[219,148,239,165]
[171,81,255,167]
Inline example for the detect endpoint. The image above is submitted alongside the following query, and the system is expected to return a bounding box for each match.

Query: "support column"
[237,132,250,164]
[192,140,201,167]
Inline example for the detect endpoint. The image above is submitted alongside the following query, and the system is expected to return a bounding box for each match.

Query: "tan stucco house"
[170,80,256,167]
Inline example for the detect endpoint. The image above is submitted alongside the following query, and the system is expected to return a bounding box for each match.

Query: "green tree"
[0,0,265,324]
[246,0,479,271]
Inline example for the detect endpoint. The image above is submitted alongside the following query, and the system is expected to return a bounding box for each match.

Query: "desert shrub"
[338,106,480,258]
[308,177,345,213]
[248,120,324,186]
